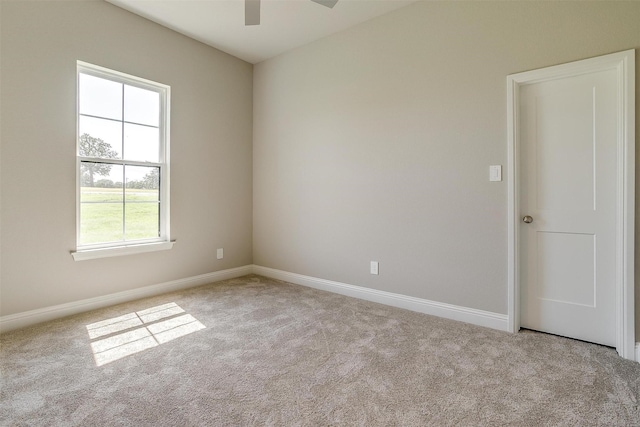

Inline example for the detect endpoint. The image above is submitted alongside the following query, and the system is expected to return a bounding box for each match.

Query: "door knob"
[523,215,533,224]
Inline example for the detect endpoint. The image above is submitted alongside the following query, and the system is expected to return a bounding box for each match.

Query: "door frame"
[506,50,636,360]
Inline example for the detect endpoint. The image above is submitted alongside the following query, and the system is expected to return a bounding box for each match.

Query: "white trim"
[76,61,171,252]
[636,343,640,363]
[507,74,519,335]
[77,61,171,90]
[252,265,509,331]
[3,261,630,360]
[506,49,635,360]
[71,240,175,261]
[0,265,252,333]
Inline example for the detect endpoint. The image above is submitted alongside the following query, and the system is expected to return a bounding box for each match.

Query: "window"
[73,62,172,260]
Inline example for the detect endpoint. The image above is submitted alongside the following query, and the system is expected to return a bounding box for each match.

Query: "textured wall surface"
[0,0,253,315]
[3,0,640,342]
[253,1,640,333]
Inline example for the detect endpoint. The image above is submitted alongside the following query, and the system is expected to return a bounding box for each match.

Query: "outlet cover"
[217,248,223,260]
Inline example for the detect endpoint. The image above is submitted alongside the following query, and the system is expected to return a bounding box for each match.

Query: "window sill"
[71,241,175,261]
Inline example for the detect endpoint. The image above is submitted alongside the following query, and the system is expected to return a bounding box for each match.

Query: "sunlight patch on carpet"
[86,302,206,366]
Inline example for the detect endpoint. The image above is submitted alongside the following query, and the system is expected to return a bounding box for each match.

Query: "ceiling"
[106,0,417,64]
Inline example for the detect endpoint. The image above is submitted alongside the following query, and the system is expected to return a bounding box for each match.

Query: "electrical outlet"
[217,248,223,260]
[370,261,379,275]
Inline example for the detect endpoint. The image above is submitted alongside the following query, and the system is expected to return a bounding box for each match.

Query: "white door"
[518,68,618,346]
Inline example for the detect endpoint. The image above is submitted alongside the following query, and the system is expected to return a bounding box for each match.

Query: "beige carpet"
[1,274,639,426]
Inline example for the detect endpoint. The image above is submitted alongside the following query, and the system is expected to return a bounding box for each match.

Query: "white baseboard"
[0,265,253,333]
[251,265,509,332]
[2,262,631,355]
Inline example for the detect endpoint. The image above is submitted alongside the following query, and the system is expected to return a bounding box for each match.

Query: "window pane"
[80,203,124,245]
[124,85,160,127]
[79,73,122,120]
[80,163,124,245]
[124,165,159,195]
[80,162,123,189]
[123,123,159,162]
[79,116,122,159]
[125,166,160,240]
[125,201,159,241]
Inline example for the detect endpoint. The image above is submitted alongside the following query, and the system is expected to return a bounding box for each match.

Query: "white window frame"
[72,61,173,261]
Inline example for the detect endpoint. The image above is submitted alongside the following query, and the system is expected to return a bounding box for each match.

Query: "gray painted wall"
[0,1,253,315]
[2,0,640,342]
[253,1,640,335]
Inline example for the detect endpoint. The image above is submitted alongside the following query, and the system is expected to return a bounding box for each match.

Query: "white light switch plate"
[217,248,223,259]
[490,165,502,182]
[370,261,379,275]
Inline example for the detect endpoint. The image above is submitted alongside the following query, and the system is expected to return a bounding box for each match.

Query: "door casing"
[506,50,636,360]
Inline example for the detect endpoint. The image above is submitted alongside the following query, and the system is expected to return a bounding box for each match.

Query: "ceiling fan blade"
[309,0,338,8]
[245,0,260,26]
